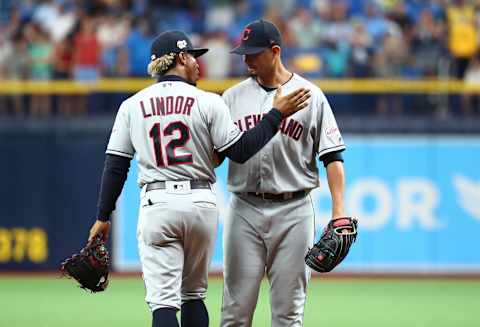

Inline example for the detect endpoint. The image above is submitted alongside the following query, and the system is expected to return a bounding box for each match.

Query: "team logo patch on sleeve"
[326,127,342,144]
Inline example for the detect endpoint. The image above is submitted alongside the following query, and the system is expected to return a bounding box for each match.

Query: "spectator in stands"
[0,32,29,117]
[114,47,130,77]
[349,19,373,77]
[286,4,325,78]
[264,5,294,46]
[16,1,36,22]
[71,16,100,116]
[0,5,24,81]
[411,9,446,77]
[405,0,444,24]
[53,33,76,117]
[324,0,353,46]
[0,5,21,40]
[358,1,389,48]
[149,0,200,34]
[0,33,12,79]
[265,0,295,17]
[312,0,332,22]
[323,39,350,77]
[125,18,154,77]
[25,22,53,118]
[53,33,73,80]
[373,22,408,115]
[201,29,231,78]
[227,0,261,41]
[386,0,415,35]
[373,22,408,78]
[205,0,235,32]
[446,0,478,78]
[321,1,351,77]
[48,1,77,43]
[462,53,480,116]
[97,12,130,76]
[288,7,324,48]
[32,0,59,36]
[4,0,480,119]
[73,16,100,81]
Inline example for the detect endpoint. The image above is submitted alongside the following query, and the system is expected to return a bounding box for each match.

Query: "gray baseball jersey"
[106,79,242,312]
[106,81,243,185]
[223,73,345,193]
[221,74,345,327]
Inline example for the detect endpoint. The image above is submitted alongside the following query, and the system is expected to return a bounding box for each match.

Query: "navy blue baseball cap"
[150,30,208,60]
[231,20,282,55]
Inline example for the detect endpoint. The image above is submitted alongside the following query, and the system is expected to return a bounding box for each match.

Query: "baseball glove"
[60,234,110,292]
[305,217,358,273]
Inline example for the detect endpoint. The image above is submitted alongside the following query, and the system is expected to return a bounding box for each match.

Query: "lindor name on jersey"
[140,95,195,118]
[234,114,304,141]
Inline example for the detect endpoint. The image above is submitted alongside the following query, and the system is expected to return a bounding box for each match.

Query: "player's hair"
[147,52,177,77]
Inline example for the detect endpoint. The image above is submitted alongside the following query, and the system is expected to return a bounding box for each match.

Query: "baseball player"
[220,20,347,327]
[87,30,310,327]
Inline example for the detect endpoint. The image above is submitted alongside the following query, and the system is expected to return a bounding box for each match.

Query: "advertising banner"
[115,136,480,273]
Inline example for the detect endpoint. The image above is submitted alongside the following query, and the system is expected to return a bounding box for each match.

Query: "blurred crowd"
[1,0,480,117]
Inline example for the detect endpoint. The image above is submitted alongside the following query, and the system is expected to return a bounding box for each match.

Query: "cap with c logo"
[231,20,282,55]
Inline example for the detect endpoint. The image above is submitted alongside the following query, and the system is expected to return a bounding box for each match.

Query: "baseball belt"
[246,190,307,201]
[146,180,211,191]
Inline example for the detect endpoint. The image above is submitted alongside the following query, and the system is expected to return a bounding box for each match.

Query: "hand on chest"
[232,93,308,143]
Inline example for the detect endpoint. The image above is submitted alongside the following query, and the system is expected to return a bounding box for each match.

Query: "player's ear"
[271,45,281,57]
[177,52,188,66]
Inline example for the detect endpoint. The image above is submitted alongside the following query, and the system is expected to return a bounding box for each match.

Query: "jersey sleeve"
[316,92,346,157]
[105,101,135,158]
[222,88,232,107]
[208,93,243,152]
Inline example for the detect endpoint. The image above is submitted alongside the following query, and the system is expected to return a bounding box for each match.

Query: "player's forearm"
[96,154,131,221]
[326,161,346,218]
[221,108,282,163]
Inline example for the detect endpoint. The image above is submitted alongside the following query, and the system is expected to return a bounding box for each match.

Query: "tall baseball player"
[86,30,310,327]
[220,20,347,327]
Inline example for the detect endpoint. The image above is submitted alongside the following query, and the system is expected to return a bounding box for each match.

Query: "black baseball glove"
[60,234,110,292]
[305,217,358,273]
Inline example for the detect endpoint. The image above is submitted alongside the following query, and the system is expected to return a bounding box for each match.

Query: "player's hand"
[212,149,226,167]
[273,86,311,118]
[88,220,111,241]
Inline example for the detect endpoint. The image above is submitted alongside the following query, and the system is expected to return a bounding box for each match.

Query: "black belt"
[246,190,307,201]
[146,180,211,191]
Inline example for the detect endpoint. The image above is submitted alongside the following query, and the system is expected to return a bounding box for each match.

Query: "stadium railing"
[1,78,480,94]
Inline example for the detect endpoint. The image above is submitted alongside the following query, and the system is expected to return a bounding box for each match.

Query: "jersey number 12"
[149,121,192,166]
